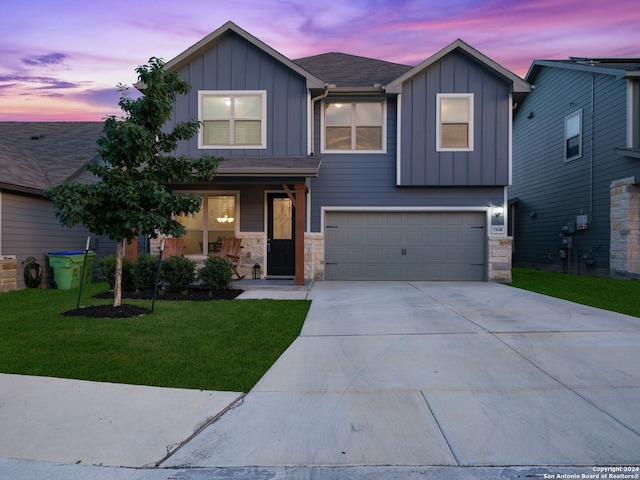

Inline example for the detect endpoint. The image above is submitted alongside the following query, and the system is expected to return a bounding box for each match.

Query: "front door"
[267,193,295,276]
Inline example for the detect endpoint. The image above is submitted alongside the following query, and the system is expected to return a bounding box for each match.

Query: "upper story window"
[437,94,474,151]
[199,91,266,149]
[322,100,386,153]
[565,109,582,161]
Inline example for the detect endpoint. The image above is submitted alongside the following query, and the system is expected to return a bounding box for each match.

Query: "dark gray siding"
[310,96,504,232]
[399,51,511,187]
[510,66,636,273]
[169,33,309,158]
[1,192,114,289]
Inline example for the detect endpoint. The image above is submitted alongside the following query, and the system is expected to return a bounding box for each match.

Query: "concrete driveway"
[166,281,640,468]
[2,280,640,476]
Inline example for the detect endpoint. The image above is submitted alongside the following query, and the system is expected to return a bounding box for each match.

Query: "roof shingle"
[0,122,102,193]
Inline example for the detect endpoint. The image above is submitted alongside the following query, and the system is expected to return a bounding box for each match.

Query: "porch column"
[295,182,306,286]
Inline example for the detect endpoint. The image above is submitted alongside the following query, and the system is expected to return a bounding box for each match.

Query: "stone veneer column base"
[0,256,18,292]
[488,236,513,283]
[610,177,640,277]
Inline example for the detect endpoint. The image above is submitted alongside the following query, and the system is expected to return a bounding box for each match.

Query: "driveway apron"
[166,281,640,467]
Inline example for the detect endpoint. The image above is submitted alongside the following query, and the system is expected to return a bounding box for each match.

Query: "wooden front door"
[267,193,295,276]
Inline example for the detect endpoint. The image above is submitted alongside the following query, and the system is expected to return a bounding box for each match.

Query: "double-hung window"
[565,109,582,161]
[437,93,474,151]
[322,100,386,153]
[199,91,266,148]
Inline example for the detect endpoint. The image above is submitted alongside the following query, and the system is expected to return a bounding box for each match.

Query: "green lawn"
[0,282,310,392]
[509,267,640,318]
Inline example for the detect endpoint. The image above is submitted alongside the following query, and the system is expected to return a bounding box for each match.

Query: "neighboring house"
[160,21,531,284]
[0,122,114,290]
[509,58,640,277]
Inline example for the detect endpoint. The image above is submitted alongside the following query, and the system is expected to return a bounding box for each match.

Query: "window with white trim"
[565,109,582,161]
[199,91,266,148]
[176,194,237,255]
[322,100,386,152]
[437,93,474,151]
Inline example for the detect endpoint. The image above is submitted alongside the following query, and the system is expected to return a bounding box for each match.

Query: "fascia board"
[164,21,325,89]
[387,39,531,94]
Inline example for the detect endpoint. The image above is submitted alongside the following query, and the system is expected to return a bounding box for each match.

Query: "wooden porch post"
[294,182,306,286]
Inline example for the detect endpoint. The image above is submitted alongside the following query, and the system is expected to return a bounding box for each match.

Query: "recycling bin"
[47,251,95,289]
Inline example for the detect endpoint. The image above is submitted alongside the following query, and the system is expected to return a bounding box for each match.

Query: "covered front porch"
[167,157,321,286]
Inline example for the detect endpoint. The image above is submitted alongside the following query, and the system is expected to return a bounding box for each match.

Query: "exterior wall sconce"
[493,205,504,217]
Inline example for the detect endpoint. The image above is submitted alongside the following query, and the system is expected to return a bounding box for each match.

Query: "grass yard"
[510,267,640,318]
[0,282,310,392]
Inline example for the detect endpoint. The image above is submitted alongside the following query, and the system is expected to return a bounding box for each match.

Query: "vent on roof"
[30,134,44,140]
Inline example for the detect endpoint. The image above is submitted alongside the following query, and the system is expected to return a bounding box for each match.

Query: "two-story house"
[509,58,640,277]
[160,21,530,284]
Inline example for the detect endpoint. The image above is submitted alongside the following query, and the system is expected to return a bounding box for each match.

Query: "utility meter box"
[577,215,589,230]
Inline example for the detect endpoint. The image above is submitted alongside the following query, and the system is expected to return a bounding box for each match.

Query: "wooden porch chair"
[215,237,245,281]
[163,238,185,257]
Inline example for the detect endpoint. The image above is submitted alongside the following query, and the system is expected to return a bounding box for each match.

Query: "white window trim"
[198,90,267,149]
[320,99,387,154]
[564,109,583,162]
[436,93,474,152]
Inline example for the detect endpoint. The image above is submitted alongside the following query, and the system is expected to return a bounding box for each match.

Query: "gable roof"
[294,52,412,88]
[165,21,325,89]
[386,38,531,94]
[0,122,102,194]
[526,58,640,82]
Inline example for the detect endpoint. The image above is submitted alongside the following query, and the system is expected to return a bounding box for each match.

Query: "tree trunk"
[114,239,124,307]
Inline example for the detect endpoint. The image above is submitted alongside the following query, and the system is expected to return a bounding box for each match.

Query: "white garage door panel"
[325,212,486,281]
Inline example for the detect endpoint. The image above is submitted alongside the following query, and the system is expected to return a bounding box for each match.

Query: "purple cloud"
[21,52,69,67]
[0,74,78,89]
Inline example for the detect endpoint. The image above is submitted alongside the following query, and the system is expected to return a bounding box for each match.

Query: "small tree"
[45,57,218,307]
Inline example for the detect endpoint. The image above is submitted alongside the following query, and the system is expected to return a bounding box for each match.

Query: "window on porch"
[176,195,236,255]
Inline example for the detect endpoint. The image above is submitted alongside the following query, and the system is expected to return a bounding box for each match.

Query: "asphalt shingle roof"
[294,52,412,88]
[0,122,102,193]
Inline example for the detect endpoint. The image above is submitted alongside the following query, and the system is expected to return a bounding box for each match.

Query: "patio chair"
[163,238,185,257]
[215,237,245,281]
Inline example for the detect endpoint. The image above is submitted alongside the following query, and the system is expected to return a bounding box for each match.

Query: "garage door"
[325,211,486,281]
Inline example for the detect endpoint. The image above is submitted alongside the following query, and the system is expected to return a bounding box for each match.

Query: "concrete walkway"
[1,281,640,478]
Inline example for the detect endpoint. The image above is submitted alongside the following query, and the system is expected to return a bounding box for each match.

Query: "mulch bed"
[61,287,243,318]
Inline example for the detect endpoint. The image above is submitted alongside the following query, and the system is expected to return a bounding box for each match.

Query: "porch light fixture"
[217,214,234,223]
[493,205,504,217]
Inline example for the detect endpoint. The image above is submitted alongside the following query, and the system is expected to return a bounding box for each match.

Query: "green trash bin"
[47,251,96,289]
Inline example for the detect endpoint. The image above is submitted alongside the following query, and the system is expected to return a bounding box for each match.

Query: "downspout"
[310,84,331,156]
[590,74,594,217]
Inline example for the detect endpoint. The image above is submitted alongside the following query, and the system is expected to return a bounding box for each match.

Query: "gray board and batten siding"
[398,50,512,187]
[510,64,631,273]
[169,32,310,158]
[308,95,506,233]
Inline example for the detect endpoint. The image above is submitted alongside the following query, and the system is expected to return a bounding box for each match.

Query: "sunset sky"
[1,0,638,122]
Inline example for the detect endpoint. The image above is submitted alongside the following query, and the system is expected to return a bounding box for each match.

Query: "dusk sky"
[1,0,638,122]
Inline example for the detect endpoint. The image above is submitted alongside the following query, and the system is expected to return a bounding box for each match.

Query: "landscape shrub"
[98,255,134,290]
[160,255,196,293]
[198,256,233,292]
[133,253,160,290]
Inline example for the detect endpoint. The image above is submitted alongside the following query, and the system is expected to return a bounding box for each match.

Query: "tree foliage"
[45,57,218,306]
